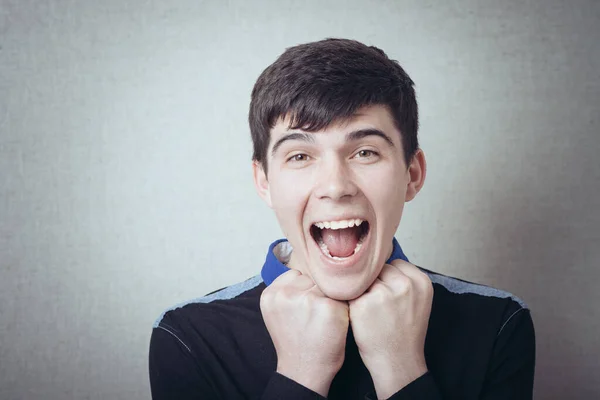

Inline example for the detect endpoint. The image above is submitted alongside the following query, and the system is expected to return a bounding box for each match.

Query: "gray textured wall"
[1,0,599,399]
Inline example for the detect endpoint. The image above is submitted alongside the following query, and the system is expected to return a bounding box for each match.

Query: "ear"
[252,161,273,208]
[405,149,426,202]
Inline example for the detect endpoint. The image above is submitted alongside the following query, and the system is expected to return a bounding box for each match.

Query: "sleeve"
[260,372,328,400]
[149,322,219,400]
[150,316,329,400]
[364,308,535,400]
[364,372,443,400]
[479,308,536,400]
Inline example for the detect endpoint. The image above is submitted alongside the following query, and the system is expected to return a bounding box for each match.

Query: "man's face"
[253,105,425,300]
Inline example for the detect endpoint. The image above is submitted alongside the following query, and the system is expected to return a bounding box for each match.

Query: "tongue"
[322,226,361,258]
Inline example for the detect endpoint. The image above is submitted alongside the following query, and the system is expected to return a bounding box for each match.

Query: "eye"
[287,153,310,163]
[355,149,379,159]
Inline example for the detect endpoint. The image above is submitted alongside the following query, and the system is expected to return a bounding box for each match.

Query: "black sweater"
[149,239,535,399]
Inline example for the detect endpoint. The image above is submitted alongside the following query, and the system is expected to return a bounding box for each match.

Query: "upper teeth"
[314,219,364,230]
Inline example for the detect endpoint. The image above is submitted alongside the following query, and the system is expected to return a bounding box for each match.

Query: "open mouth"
[310,219,370,261]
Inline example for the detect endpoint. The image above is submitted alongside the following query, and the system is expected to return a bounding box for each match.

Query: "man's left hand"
[349,259,434,399]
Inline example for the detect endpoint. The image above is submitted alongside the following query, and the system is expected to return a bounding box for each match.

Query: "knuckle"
[260,291,273,311]
[390,258,407,267]
[371,285,391,303]
[261,285,273,299]
[280,285,297,300]
[396,275,412,294]
[417,271,433,289]
[284,268,301,276]
[422,273,433,288]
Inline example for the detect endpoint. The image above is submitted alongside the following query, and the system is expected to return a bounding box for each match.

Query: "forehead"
[270,104,400,145]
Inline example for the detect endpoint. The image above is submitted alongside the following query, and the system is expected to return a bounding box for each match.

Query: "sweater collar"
[260,237,409,286]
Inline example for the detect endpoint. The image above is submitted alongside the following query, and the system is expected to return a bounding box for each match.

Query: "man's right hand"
[260,269,349,397]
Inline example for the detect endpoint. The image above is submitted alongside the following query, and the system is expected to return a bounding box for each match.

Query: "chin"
[316,276,372,301]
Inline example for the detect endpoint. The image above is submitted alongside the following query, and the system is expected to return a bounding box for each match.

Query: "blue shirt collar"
[260,237,409,286]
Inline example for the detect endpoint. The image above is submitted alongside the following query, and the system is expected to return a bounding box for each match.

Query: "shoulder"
[422,267,527,306]
[149,275,270,396]
[419,266,531,336]
[152,275,266,350]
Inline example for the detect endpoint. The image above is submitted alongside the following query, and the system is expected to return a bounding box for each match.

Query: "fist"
[260,269,349,396]
[349,260,433,398]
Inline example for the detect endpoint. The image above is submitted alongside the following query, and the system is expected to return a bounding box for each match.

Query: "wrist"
[368,359,428,399]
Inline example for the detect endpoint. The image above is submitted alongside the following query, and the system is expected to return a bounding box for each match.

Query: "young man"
[149,39,535,399]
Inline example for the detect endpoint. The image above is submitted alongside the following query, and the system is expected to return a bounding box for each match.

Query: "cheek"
[270,177,310,208]
[360,168,406,230]
[379,184,406,228]
[269,174,312,229]
[361,167,405,204]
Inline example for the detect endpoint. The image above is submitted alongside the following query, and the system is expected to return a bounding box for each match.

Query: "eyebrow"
[270,128,395,156]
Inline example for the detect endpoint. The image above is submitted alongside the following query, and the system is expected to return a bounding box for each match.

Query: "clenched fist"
[349,260,434,399]
[260,269,350,396]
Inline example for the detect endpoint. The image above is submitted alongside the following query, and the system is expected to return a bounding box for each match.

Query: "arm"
[260,270,349,399]
[149,323,218,400]
[350,261,439,400]
[479,308,536,400]
[150,270,347,400]
[364,308,535,400]
[150,322,330,400]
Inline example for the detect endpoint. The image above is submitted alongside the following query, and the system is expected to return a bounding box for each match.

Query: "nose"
[313,155,359,201]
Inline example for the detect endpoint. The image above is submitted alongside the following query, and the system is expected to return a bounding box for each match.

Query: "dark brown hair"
[249,38,419,175]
